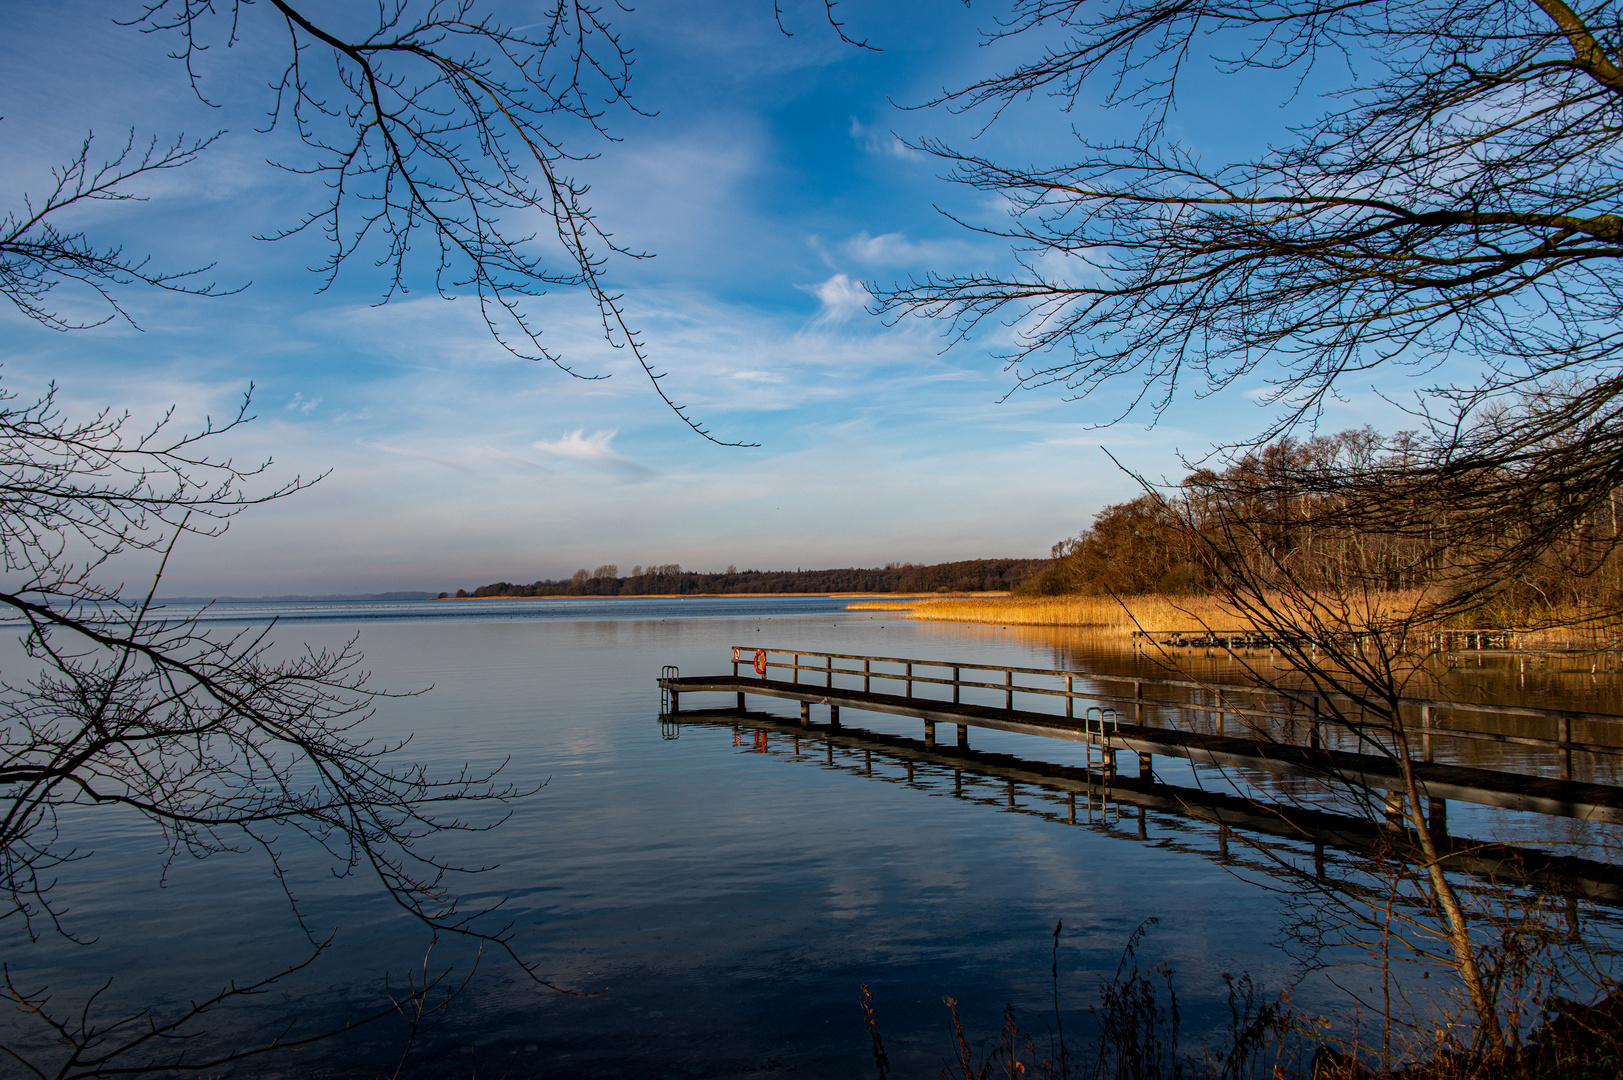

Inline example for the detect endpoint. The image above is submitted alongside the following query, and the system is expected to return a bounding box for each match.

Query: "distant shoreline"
[153,591,1011,604]
[436,591,1011,600]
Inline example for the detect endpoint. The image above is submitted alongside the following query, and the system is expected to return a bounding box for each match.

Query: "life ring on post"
[753,649,768,676]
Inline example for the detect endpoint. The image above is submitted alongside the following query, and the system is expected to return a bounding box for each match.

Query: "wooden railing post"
[1422,704,1432,763]
[1134,681,1144,726]
[1066,675,1074,720]
[864,658,871,694]
[1005,669,1014,710]
[906,662,913,697]
[953,666,960,704]
[793,653,800,685]
[826,654,833,688]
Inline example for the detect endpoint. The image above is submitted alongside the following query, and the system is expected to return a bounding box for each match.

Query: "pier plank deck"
[660,672,1623,824]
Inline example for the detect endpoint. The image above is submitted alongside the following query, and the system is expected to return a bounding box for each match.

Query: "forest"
[1018,426,1623,632]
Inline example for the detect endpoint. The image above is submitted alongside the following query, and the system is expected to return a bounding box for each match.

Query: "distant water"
[2,596,1614,1077]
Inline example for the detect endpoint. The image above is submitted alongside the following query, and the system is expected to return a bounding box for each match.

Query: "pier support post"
[956,724,969,748]
[1428,797,1448,840]
[829,705,841,728]
[799,701,809,727]
[737,691,745,711]
[1067,790,1076,824]
[1560,715,1573,780]
[1134,681,1144,726]
[1138,752,1153,781]
[670,691,680,714]
[1383,790,1405,829]
[924,721,936,747]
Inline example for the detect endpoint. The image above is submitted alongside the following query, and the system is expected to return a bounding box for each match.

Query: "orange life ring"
[753,649,767,676]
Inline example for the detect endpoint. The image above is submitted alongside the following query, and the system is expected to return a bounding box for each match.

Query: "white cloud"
[802,273,872,324]
[286,392,322,414]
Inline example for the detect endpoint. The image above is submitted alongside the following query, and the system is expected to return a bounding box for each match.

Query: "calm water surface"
[5,597,1617,1077]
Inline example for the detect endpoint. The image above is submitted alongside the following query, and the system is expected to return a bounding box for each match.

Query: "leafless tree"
[0,377,560,1074]
[877,0,1623,447]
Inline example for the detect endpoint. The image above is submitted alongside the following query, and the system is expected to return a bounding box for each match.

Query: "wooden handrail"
[731,645,1623,761]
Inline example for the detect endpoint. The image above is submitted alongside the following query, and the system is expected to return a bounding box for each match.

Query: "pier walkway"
[657,647,1623,826]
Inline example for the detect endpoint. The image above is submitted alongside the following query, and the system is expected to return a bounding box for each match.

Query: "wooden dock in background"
[657,647,1623,826]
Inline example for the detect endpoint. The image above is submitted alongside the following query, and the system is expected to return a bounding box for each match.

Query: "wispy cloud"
[358,440,474,472]
[286,392,322,415]
[532,429,656,478]
[849,118,925,161]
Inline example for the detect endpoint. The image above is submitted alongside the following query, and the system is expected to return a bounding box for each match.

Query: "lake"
[3,596,1617,1077]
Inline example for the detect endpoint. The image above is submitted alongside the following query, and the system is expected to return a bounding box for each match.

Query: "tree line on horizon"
[457,558,1046,598]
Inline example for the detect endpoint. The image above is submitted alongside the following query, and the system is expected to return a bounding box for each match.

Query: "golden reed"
[846,594,1248,635]
[848,592,1623,649]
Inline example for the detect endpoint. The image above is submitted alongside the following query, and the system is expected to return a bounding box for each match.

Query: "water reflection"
[672,707,1623,907]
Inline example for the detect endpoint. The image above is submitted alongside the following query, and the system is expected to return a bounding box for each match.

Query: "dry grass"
[847,594,1252,635]
[849,592,1623,649]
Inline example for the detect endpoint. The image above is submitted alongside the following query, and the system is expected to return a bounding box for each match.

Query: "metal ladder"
[660,665,679,718]
[1083,706,1120,822]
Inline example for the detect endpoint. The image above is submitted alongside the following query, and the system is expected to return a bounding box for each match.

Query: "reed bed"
[847,594,1250,635]
[849,591,1623,649]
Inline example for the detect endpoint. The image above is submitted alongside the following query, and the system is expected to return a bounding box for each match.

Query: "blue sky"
[1,1,1412,594]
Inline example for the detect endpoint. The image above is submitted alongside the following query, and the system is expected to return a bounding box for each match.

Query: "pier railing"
[727,645,1623,778]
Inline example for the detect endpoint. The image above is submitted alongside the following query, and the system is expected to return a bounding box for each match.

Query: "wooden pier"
[658,647,1623,826]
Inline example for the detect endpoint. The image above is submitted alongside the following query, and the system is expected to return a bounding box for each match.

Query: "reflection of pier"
[665,708,1623,904]
[657,647,1623,826]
